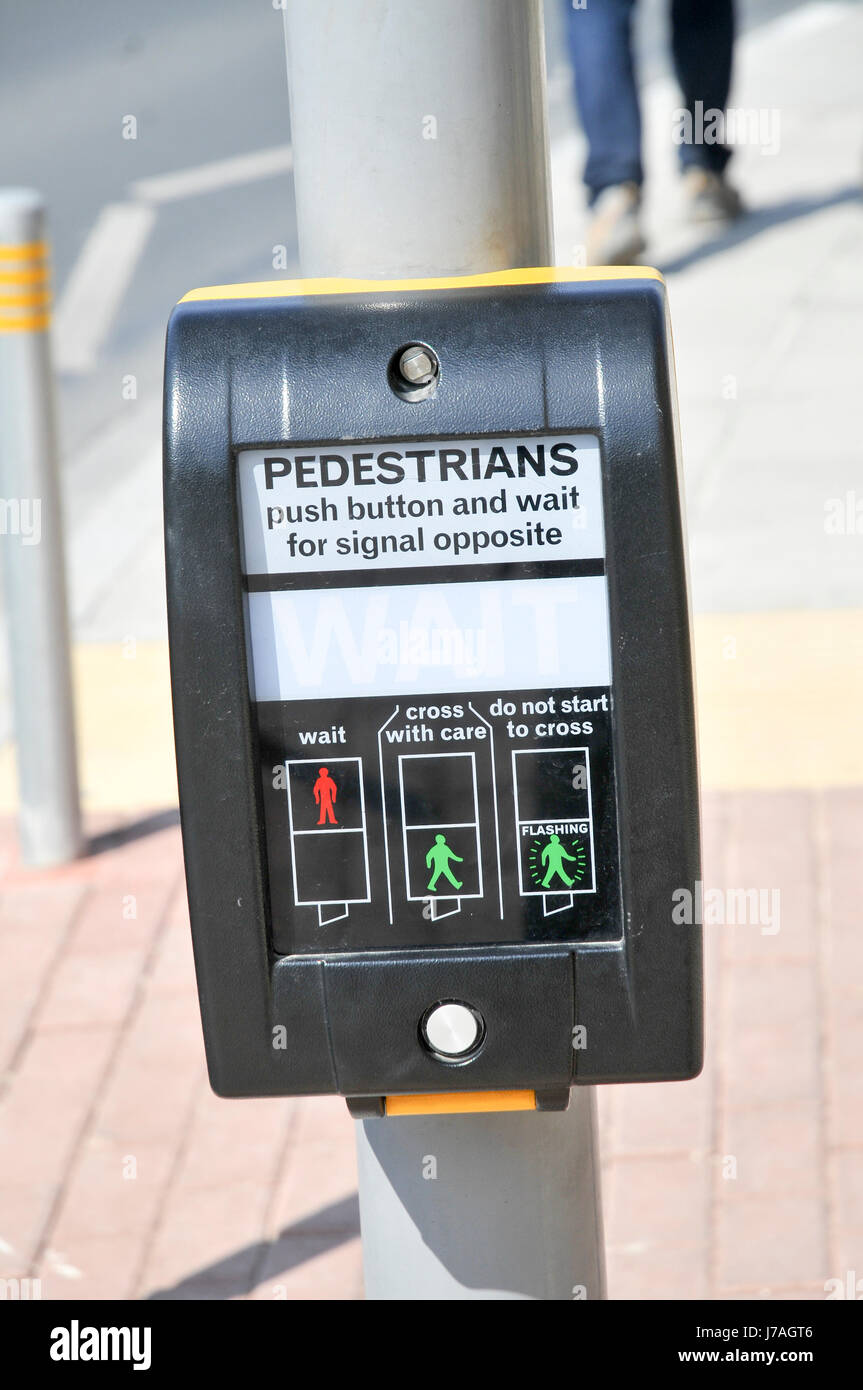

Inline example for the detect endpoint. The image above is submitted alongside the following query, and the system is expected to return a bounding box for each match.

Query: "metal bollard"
[0,189,82,865]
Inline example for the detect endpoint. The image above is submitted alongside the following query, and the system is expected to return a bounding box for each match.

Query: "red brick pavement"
[0,793,860,1301]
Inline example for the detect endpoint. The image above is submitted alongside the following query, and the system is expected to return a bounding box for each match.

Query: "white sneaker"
[585,182,646,266]
[682,168,744,224]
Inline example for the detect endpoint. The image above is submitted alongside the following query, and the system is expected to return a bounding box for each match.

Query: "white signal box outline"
[398,752,484,903]
[285,757,371,911]
[511,747,598,910]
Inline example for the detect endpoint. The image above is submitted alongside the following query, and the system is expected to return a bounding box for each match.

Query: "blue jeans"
[563,0,735,202]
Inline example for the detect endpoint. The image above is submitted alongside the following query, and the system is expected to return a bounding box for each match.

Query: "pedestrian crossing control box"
[164,267,702,1116]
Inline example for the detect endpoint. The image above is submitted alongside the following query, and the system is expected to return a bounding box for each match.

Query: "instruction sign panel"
[238,434,621,954]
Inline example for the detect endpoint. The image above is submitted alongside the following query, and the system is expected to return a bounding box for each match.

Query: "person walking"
[426,834,464,893]
[540,833,579,890]
[563,0,743,264]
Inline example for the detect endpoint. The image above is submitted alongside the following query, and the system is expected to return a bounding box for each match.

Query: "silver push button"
[421,1002,484,1058]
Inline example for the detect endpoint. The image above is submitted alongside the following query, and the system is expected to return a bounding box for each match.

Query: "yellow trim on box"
[179,265,664,304]
[385,1089,536,1116]
[0,241,47,260]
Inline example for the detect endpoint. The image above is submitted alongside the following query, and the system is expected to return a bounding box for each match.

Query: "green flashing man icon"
[426,833,464,892]
[540,833,579,889]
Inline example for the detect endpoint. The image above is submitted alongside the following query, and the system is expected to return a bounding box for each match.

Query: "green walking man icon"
[425,833,464,892]
[540,833,579,889]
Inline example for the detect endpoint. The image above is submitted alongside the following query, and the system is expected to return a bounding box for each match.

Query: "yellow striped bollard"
[0,189,81,865]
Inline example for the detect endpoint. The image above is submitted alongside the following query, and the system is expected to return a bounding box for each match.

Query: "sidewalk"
[1,783,860,1300]
[1,1,862,1300]
[0,815,362,1301]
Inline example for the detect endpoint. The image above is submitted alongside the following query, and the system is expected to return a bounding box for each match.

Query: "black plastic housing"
[163,274,702,1100]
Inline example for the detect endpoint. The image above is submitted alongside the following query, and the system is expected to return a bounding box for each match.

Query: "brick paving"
[0,791,860,1300]
[601,788,863,1301]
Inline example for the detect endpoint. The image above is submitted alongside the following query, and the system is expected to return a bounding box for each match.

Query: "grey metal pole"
[283,0,553,276]
[356,1089,605,1300]
[283,0,605,1300]
[0,189,82,865]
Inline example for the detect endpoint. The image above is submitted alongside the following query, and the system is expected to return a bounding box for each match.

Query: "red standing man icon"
[313,766,338,825]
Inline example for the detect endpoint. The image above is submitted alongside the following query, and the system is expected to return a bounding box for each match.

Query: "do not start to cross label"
[238,433,622,955]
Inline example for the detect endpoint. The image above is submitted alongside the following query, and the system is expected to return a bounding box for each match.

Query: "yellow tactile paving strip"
[0,642,177,813]
[0,609,859,811]
[694,610,863,790]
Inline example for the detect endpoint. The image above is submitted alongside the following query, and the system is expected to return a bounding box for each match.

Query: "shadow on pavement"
[147,1193,361,1300]
[658,184,861,277]
[87,808,181,857]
